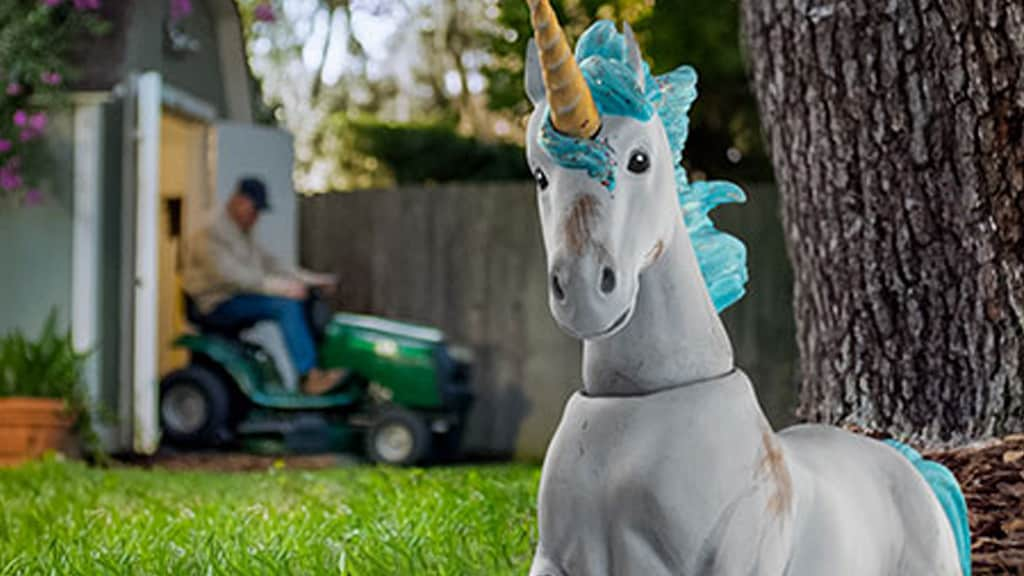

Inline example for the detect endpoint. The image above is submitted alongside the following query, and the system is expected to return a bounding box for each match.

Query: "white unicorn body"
[522,4,967,575]
[531,372,957,575]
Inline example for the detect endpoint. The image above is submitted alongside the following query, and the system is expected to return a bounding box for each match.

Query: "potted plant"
[0,311,92,467]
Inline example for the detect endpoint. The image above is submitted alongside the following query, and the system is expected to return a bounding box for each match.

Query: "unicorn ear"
[623,22,644,91]
[525,39,546,107]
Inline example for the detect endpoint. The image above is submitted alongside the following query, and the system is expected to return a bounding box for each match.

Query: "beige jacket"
[182,210,292,313]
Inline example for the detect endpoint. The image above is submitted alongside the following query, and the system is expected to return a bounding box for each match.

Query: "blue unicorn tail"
[883,439,971,576]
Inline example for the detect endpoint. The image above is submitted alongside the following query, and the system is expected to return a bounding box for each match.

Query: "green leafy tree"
[349,118,528,185]
[484,0,771,181]
[239,0,393,191]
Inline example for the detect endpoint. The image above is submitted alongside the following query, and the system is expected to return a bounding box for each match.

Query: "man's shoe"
[303,368,345,395]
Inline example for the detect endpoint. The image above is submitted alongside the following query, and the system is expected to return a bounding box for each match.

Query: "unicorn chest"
[535,385,760,575]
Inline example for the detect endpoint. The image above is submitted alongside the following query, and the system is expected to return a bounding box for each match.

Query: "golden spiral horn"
[526,0,600,139]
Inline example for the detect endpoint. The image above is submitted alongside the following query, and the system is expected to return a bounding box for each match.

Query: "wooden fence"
[299,182,797,459]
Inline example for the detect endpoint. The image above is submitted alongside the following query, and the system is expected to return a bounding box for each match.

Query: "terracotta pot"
[0,397,76,467]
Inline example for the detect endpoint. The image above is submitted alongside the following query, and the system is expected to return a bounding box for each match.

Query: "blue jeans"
[205,295,317,376]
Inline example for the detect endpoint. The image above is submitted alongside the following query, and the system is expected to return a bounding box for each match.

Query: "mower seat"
[184,294,259,337]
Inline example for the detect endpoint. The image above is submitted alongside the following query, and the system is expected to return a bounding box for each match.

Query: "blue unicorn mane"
[537,20,748,312]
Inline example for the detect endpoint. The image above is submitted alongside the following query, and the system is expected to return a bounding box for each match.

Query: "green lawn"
[0,459,540,575]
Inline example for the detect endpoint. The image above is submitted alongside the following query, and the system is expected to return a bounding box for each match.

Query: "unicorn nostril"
[551,272,566,302]
[600,266,616,294]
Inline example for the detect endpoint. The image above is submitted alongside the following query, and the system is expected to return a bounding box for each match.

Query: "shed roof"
[71,0,257,122]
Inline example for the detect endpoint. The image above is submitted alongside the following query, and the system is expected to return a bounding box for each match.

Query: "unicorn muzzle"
[548,249,634,340]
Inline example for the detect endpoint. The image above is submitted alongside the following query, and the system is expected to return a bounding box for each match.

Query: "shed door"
[126,72,163,454]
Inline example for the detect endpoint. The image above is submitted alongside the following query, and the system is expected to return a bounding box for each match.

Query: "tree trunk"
[739,0,1024,442]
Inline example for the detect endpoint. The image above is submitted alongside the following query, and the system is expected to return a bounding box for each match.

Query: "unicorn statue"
[522,3,971,575]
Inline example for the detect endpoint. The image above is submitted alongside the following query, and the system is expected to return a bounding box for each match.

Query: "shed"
[0,0,296,454]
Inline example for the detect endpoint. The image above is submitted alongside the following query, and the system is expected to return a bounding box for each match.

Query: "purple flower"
[40,71,62,86]
[16,112,47,142]
[72,0,100,9]
[6,83,23,96]
[28,112,47,132]
[0,140,11,153]
[169,0,193,21]
[23,188,44,206]
[0,161,23,192]
[253,2,275,22]
[20,128,40,142]
[0,174,21,191]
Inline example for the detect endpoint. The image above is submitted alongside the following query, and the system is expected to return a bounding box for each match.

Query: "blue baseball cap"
[237,177,271,211]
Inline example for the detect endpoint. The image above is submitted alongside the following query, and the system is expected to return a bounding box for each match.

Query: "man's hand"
[297,271,337,288]
[295,270,338,295]
[282,280,308,300]
[265,276,308,300]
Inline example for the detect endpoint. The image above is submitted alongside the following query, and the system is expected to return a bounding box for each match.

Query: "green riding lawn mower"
[158,293,474,466]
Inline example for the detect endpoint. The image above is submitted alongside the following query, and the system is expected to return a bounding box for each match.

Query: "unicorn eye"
[627,150,651,174]
[534,168,549,190]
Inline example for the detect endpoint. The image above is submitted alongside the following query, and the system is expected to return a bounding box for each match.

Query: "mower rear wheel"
[365,408,431,466]
[160,365,232,447]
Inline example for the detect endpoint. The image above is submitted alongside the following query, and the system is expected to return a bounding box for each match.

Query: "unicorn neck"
[582,218,734,396]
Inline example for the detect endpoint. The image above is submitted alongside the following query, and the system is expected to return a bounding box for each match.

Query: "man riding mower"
[182,177,341,395]
[159,177,474,465]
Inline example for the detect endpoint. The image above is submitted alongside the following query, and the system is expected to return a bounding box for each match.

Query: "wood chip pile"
[928,435,1024,575]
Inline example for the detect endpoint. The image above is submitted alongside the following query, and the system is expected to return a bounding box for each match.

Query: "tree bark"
[740,0,1024,442]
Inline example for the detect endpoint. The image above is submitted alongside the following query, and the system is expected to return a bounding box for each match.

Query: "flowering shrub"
[252,2,275,23]
[169,0,192,23]
[0,0,106,206]
[0,0,274,207]
[174,0,274,25]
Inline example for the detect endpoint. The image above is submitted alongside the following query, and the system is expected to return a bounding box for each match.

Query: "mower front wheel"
[365,408,431,466]
[159,365,233,447]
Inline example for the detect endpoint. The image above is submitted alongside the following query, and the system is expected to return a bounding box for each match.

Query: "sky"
[276,0,408,86]
[268,0,487,94]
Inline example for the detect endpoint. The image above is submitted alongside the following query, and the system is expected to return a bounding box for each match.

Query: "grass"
[0,458,541,575]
